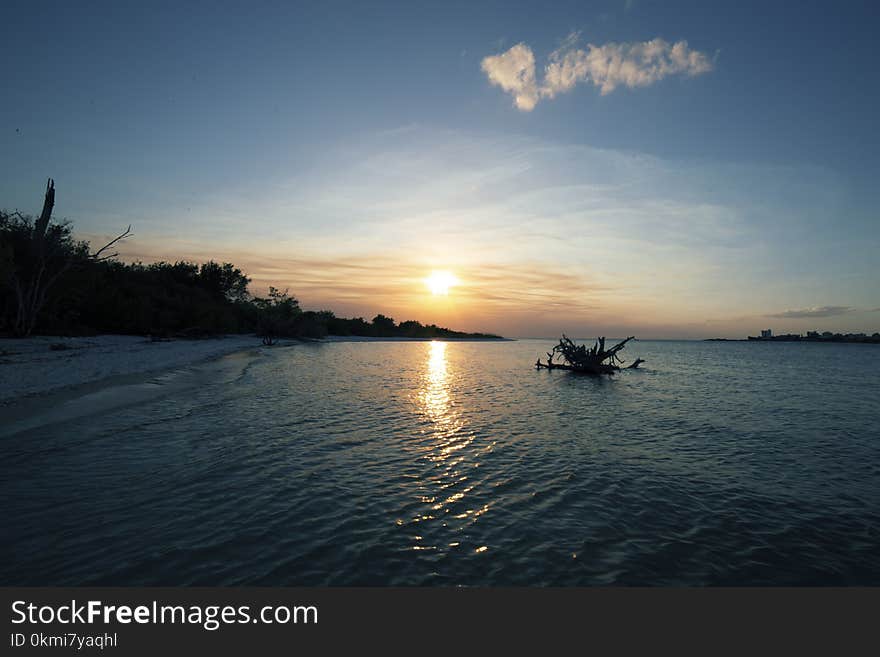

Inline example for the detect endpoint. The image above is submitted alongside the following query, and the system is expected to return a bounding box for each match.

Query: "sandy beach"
[0,334,267,404]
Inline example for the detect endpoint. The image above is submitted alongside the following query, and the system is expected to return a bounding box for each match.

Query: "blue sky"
[2,0,878,337]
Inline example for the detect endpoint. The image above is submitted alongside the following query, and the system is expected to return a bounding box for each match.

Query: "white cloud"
[482,33,713,110]
[480,43,539,111]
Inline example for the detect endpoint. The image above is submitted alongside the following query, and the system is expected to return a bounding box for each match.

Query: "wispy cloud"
[90,125,861,337]
[109,241,612,321]
[766,306,855,318]
[482,33,713,110]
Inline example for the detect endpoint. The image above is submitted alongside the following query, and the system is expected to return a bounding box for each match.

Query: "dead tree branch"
[90,225,132,261]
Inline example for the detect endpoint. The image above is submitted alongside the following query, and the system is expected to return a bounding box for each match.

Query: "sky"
[2,0,878,338]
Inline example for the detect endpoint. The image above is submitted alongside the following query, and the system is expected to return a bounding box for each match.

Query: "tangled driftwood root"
[535,335,644,375]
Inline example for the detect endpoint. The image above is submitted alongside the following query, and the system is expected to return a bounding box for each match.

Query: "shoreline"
[321,335,513,342]
[0,334,275,406]
[0,333,511,409]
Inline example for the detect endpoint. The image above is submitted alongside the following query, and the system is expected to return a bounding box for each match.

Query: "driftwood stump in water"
[535,335,644,375]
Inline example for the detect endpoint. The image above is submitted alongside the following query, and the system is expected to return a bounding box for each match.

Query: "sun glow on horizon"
[425,270,459,296]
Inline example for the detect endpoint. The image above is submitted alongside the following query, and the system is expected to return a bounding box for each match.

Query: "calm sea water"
[2,339,879,585]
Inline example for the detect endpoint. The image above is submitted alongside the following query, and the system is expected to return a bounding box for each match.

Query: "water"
[1,339,879,585]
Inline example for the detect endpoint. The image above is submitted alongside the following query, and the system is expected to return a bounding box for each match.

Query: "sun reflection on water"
[423,341,450,424]
[403,341,489,553]
[419,341,471,461]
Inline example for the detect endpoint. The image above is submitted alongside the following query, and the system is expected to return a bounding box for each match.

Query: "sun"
[425,270,459,296]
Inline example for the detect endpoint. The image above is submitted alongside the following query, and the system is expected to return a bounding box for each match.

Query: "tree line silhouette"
[0,180,501,341]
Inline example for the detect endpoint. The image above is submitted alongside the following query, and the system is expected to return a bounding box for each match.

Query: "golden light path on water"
[407,341,490,555]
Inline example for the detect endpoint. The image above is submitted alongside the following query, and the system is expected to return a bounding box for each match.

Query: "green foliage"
[58,260,250,336]
[371,313,396,336]
[252,287,302,341]
[198,261,250,303]
[0,210,90,335]
[323,315,371,336]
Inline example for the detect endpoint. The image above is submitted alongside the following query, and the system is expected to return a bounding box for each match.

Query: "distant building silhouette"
[748,329,880,343]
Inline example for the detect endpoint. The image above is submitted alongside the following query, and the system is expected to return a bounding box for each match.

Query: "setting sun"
[425,270,459,296]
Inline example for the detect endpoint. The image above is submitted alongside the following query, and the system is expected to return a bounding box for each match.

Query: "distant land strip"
[706,332,880,344]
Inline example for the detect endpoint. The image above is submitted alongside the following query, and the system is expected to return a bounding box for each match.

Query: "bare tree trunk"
[12,180,56,335]
[34,178,55,241]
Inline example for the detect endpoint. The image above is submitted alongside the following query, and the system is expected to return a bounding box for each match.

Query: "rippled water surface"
[2,339,879,585]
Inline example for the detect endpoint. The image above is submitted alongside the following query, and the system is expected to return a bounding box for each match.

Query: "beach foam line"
[0,334,275,403]
[0,348,264,438]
